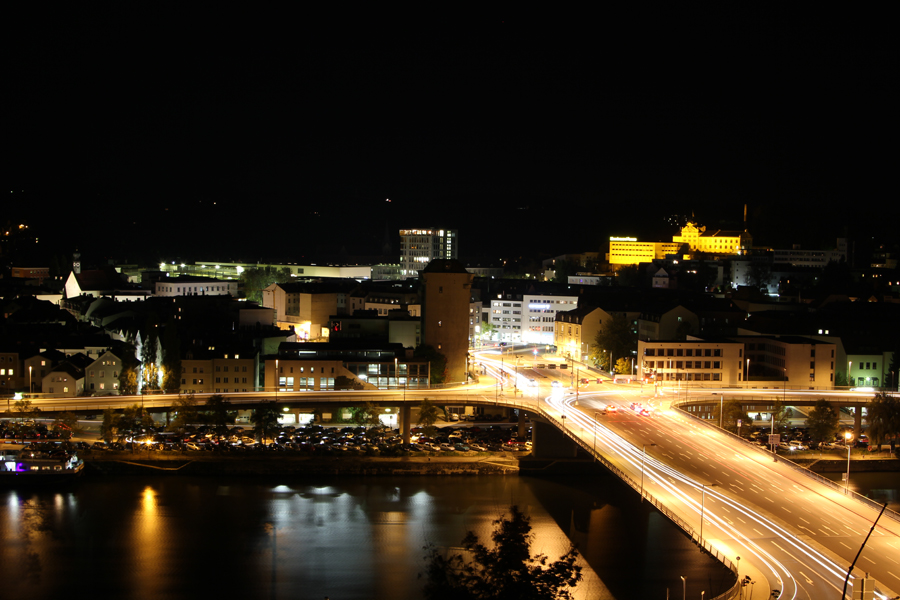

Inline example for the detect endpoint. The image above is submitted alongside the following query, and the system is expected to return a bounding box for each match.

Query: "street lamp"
[844,431,853,493]
[28,366,32,395]
[700,483,717,541]
[641,443,656,501]
[680,575,686,600]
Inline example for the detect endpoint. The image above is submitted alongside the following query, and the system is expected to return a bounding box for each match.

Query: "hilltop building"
[609,222,753,266]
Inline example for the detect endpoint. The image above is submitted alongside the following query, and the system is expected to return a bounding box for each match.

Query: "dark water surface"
[1,471,734,600]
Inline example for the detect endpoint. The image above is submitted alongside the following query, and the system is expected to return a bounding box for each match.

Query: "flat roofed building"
[155,276,239,297]
[400,228,457,277]
[265,342,430,391]
[639,340,744,384]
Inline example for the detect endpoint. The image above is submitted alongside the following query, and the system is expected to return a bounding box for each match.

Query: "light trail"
[546,392,896,600]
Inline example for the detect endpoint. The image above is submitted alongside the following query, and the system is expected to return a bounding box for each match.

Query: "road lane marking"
[839,542,852,550]
[799,517,810,524]
[822,525,841,536]
[753,528,764,536]
[782,506,792,513]
[862,556,875,564]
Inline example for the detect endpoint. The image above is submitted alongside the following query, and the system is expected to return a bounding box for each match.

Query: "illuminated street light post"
[680,575,686,600]
[845,431,853,493]
[700,483,717,541]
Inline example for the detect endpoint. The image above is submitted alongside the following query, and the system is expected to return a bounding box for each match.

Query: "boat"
[0,443,85,481]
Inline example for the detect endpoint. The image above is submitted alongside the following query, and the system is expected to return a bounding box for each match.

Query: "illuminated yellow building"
[672,222,751,254]
[609,223,752,266]
[608,237,681,265]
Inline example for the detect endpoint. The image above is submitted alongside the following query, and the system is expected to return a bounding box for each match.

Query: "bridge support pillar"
[854,404,862,439]
[531,420,579,459]
[517,410,527,438]
[400,405,411,445]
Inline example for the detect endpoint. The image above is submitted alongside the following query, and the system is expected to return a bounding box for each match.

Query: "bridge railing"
[538,408,740,600]
[670,400,900,527]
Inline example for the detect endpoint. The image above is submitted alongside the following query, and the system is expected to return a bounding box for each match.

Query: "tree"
[251,401,280,443]
[480,321,496,342]
[747,262,773,292]
[140,327,160,391]
[334,375,364,390]
[770,400,792,434]
[52,412,83,439]
[422,504,582,600]
[614,358,631,375]
[805,399,841,446]
[866,392,900,449]
[160,317,183,392]
[121,403,154,433]
[415,344,448,385]
[351,401,383,430]
[100,408,118,442]
[834,370,849,388]
[592,314,634,372]
[12,399,41,421]
[240,266,292,303]
[119,346,140,395]
[721,400,752,434]
[417,398,440,437]
[204,394,234,435]
[169,394,199,434]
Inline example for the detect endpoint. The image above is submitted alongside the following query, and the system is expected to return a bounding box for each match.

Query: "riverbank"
[83,453,524,476]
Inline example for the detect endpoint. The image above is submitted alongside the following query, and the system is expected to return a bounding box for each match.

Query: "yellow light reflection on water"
[131,486,165,597]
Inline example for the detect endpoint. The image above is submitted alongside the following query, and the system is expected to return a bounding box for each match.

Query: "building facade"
[400,229,458,278]
[420,260,473,384]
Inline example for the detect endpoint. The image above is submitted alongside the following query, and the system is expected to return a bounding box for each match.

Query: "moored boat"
[0,444,84,481]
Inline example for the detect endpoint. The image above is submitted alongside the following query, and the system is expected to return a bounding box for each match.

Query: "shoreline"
[77,452,899,477]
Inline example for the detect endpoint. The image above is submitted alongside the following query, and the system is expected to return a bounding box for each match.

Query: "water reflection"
[0,473,748,599]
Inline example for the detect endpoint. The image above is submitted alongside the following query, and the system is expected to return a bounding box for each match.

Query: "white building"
[490,293,578,344]
[399,229,457,278]
[155,276,239,297]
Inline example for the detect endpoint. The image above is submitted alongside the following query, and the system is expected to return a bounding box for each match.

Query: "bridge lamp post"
[561,414,566,432]
[844,431,853,493]
[640,443,656,501]
[700,483,717,541]
[680,575,686,600]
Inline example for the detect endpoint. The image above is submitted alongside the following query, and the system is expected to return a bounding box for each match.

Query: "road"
[480,349,900,600]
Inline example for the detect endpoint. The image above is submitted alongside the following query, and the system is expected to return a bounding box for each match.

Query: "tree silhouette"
[422,505,582,600]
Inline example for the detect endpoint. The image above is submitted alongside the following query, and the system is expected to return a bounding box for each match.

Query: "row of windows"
[853,362,878,370]
[645,348,722,357]
[646,361,721,369]
[89,382,118,390]
[215,365,249,372]
[89,370,117,378]
[658,373,721,381]
[215,377,249,383]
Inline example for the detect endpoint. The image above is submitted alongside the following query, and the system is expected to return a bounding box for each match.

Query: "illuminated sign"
[609,237,638,242]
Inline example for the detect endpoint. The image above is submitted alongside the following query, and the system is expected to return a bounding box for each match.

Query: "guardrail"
[669,399,900,528]
[538,407,740,600]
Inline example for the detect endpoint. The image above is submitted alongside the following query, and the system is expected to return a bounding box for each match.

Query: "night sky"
[8,11,897,267]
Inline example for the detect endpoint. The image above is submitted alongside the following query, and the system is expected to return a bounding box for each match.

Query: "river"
[0,469,746,600]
